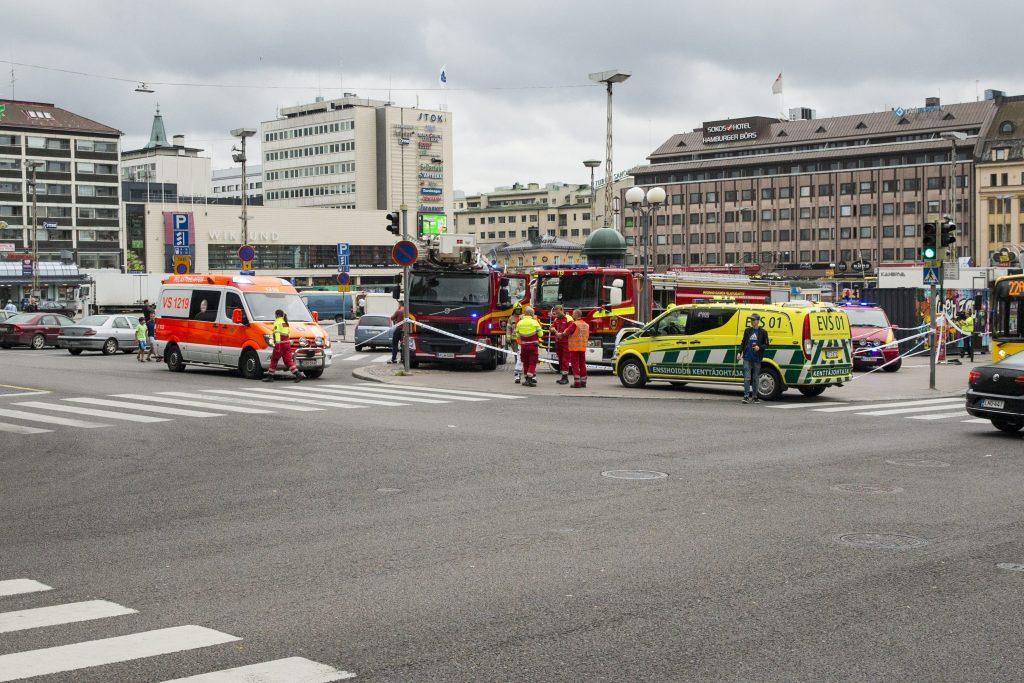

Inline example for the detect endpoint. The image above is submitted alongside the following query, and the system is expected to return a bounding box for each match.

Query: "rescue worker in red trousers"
[515,306,544,387]
[549,304,574,385]
[566,308,590,388]
[262,309,305,382]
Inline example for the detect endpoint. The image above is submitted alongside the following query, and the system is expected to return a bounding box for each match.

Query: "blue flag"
[439,66,447,86]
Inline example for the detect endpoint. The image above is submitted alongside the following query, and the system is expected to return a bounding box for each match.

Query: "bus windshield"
[534,274,601,309]
[409,272,490,305]
[244,292,314,322]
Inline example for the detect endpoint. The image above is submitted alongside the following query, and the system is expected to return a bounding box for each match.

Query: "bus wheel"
[618,358,647,388]
[756,367,784,401]
[797,385,827,397]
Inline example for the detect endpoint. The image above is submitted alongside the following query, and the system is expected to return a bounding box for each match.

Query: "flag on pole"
[439,66,447,86]
[771,73,783,95]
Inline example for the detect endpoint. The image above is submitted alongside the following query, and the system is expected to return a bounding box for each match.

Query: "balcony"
[36,195,73,204]
[37,172,72,182]
[0,169,21,179]
[0,145,21,156]
[0,192,22,203]
[76,218,119,228]
[74,151,118,162]
[75,174,118,185]
[28,147,71,158]
[76,195,119,205]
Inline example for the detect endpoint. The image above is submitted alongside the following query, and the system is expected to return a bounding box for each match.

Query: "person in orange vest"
[550,305,575,385]
[566,308,591,388]
[515,306,544,387]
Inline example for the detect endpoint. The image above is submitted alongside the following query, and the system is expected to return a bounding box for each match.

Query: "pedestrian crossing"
[0,576,356,679]
[333,351,392,364]
[769,395,988,425]
[0,383,521,437]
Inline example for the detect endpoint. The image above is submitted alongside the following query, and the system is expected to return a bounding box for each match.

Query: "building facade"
[260,94,453,225]
[0,99,122,273]
[485,226,586,270]
[628,97,991,279]
[975,94,1024,267]
[209,164,263,202]
[454,182,593,250]
[122,107,211,199]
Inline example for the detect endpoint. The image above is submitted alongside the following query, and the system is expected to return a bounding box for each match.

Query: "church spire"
[144,104,169,148]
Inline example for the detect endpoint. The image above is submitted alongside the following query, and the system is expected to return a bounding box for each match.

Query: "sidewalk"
[352,352,985,403]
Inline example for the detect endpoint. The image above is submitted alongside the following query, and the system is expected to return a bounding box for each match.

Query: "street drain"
[885,458,950,468]
[835,533,930,550]
[601,470,668,481]
[996,563,1024,572]
[831,483,905,495]
[375,487,403,494]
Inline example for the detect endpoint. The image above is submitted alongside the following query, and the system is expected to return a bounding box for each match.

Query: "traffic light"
[386,211,400,236]
[941,217,957,247]
[922,221,937,260]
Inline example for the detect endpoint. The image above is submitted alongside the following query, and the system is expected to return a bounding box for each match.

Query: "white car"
[59,314,141,355]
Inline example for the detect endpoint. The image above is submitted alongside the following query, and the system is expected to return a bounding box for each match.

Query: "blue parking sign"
[336,242,350,272]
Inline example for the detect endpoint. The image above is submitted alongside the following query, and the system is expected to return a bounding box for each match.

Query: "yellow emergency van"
[613,302,852,399]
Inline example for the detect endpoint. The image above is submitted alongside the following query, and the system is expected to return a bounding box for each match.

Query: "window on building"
[840,182,855,195]
[799,186,812,197]
[761,209,774,221]
[882,180,899,192]
[859,226,873,238]
[927,200,940,213]
[672,214,683,225]
[799,207,812,219]
[859,204,874,217]
[840,227,852,240]
[724,190,737,202]
[818,184,833,196]
[818,206,833,218]
[818,228,832,239]
[761,188,775,200]
[689,192,702,203]
[882,225,895,238]
[903,225,918,237]
[859,181,875,193]
[902,201,918,214]
[994,148,1009,161]
[927,176,945,190]
[689,213,701,224]
[904,178,920,191]
[779,187,792,199]
[839,205,854,217]
[671,194,683,205]
[742,231,754,242]
[741,189,754,201]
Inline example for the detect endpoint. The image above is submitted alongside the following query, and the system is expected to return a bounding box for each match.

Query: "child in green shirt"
[135,317,147,362]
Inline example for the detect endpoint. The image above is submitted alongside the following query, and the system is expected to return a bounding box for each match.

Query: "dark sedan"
[966,351,1024,434]
[0,312,75,349]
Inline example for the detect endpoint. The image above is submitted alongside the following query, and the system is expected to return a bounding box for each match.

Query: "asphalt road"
[0,347,1022,681]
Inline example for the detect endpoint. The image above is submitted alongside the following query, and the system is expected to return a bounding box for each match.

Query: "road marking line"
[0,579,52,598]
[907,411,970,420]
[0,407,108,429]
[0,422,50,435]
[770,402,848,410]
[0,383,51,396]
[812,397,963,413]
[860,403,969,416]
[371,354,392,363]
[326,385,489,402]
[962,418,990,424]
[63,397,223,418]
[13,402,170,423]
[246,386,407,407]
[297,386,450,404]
[203,389,367,409]
[337,383,523,400]
[114,395,274,414]
[0,625,239,682]
[0,600,136,634]
[161,656,356,682]
[160,391,323,412]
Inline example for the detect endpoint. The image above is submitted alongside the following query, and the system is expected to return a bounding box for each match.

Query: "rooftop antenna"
[8,49,15,98]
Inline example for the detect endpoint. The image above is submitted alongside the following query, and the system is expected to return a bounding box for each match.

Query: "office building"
[975,93,1024,267]
[210,164,263,202]
[454,182,592,250]
[121,106,211,198]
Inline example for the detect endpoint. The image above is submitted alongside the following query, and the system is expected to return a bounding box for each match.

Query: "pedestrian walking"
[507,303,523,383]
[134,317,148,362]
[262,309,304,382]
[3,300,15,314]
[959,312,975,362]
[566,308,590,388]
[550,305,574,385]
[740,313,770,403]
[515,306,544,387]
[144,314,161,361]
[388,304,405,364]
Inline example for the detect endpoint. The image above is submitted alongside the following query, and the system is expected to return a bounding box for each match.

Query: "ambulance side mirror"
[231,308,245,325]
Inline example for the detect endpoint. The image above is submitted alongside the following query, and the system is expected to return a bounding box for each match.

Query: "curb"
[352,366,387,384]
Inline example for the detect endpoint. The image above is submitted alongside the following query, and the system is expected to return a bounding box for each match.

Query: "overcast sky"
[5,0,1024,194]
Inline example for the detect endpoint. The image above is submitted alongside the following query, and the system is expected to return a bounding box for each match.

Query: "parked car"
[59,314,140,355]
[354,315,393,351]
[966,350,1024,434]
[0,312,75,349]
[0,310,13,323]
[838,301,901,372]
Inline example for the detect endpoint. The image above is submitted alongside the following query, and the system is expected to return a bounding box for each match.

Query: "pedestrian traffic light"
[386,212,400,236]
[922,221,937,260]
[941,218,957,247]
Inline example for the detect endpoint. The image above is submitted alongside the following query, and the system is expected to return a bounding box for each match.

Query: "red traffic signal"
[941,219,957,247]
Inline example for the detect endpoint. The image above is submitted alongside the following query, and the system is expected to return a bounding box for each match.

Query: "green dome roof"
[583,226,627,257]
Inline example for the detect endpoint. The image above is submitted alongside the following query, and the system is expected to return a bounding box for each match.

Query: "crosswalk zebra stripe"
[907,411,970,420]
[13,401,171,423]
[0,422,50,435]
[159,391,323,412]
[115,394,274,414]
[296,385,450,404]
[859,403,969,416]
[962,418,990,424]
[371,354,391,363]
[0,600,136,634]
[202,389,367,409]
[769,402,848,410]
[329,385,489,402]
[0,625,240,682]
[0,579,52,598]
[245,386,408,407]
[161,656,356,682]
[811,397,963,413]
[63,397,224,418]
[334,383,522,400]
[0,407,108,429]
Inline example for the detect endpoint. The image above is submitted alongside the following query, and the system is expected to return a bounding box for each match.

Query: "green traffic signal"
[923,246,937,259]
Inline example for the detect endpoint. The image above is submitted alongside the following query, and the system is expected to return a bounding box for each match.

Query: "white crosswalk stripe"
[770,394,989,425]
[245,385,408,407]
[810,397,963,413]
[859,402,969,417]
[159,391,323,412]
[769,402,848,410]
[201,388,366,409]
[0,579,51,597]
[13,401,171,423]
[297,385,450,404]
[115,394,275,414]
[63,397,224,418]
[371,354,391,363]
[0,599,136,634]
[0,422,50,435]
[0,407,108,429]
[908,411,970,420]
[366,384,524,400]
[162,656,356,682]
[323,384,489,402]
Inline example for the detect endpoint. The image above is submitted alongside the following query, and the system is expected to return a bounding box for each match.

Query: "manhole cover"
[831,483,905,495]
[996,563,1024,572]
[885,459,950,468]
[375,487,403,494]
[834,533,930,550]
[601,470,668,481]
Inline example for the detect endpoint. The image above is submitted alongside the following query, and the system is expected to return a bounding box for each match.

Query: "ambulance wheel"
[797,385,827,397]
[239,349,264,379]
[618,358,647,388]
[756,367,784,401]
[165,344,186,372]
[883,358,902,372]
[303,369,324,379]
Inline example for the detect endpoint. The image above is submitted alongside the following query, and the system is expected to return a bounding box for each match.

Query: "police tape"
[851,326,932,355]
[845,337,929,381]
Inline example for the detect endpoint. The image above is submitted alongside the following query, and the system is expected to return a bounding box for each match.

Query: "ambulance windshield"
[244,292,313,322]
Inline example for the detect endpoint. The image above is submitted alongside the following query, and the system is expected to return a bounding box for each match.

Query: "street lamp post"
[625,186,666,323]
[231,127,257,267]
[24,160,43,298]
[583,159,601,232]
[939,131,968,259]
[588,70,630,229]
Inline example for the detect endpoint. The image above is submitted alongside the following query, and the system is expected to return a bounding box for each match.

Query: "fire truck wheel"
[481,352,498,371]
[618,357,647,388]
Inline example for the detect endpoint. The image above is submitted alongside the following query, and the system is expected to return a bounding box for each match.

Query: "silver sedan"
[59,314,141,355]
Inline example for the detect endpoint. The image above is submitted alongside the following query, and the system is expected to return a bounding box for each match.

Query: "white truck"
[359,292,399,317]
[80,269,167,314]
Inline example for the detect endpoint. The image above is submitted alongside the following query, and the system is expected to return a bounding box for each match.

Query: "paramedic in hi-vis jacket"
[515,306,544,388]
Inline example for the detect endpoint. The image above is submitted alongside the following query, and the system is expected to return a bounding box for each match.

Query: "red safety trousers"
[269,339,298,373]
[519,333,539,376]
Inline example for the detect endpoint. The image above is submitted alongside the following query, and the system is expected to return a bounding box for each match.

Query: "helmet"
[512,303,523,314]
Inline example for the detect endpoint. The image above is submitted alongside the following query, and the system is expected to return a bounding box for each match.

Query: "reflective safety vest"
[515,315,544,346]
[272,317,290,344]
[961,315,975,333]
[567,320,590,352]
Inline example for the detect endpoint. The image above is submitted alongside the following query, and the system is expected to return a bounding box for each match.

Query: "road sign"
[922,266,940,286]
[337,284,351,293]
[391,240,418,267]
[42,222,57,230]
[240,259,254,272]
[238,244,256,262]
[943,258,960,281]
[173,246,191,256]
[336,242,350,272]
[239,270,256,276]
[336,272,351,286]
[21,258,33,277]
[172,254,192,275]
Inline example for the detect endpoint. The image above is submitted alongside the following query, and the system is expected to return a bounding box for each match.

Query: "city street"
[1,349,1021,681]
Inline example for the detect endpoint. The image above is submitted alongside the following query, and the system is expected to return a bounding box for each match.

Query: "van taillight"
[802,316,812,359]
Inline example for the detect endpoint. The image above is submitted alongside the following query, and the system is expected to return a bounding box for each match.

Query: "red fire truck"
[529,265,787,368]
[407,236,528,370]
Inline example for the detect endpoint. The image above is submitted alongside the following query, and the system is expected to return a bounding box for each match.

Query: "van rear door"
[807,309,851,363]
